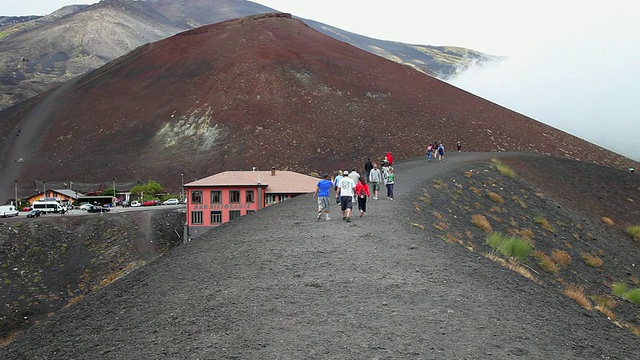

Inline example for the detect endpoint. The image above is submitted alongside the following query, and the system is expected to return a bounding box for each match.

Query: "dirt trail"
[2,152,638,359]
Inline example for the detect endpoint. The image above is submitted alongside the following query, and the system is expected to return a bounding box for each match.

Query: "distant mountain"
[0,0,498,110]
[0,13,635,202]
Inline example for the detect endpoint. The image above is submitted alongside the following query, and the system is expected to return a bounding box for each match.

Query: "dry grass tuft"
[596,306,616,320]
[508,228,535,242]
[412,223,425,230]
[491,159,516,178]
[470,187,482,196]
[535,192,545,199]
[0,332,18,348]
[464,171,473,178]
[432,179,448,190]
[532,251,559,274]
[512,196,528,209]
[486,191,504,204]
[432,211,444,220]
[471,214,492,233]
[433,222,449,231]
[551,249,572,268]
[592,294,617,309]
[564,284,593,310]
[482,252,540,284]
[601,217,614,226]
[64,295,85,309]
[534,216,555,233]
[412,202,422,212]
[419,190,431,205]
[581,252,604,267]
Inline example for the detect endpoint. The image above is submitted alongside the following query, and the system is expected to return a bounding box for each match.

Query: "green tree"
[101,187,116,196]
[130,180,164,200]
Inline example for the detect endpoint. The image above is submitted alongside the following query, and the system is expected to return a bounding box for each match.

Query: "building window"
[210,211,222,224]
[229,210,241,220]
[191,211,203,224]
[246,190,255,203]
[211,191,221,204]
[191,190,203,204]
[278,194,288,202]
[229,190,240,203]
[265,194,276,204]
[246,210,255,215]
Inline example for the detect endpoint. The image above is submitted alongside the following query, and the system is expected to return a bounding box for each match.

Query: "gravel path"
[2,152,638,359]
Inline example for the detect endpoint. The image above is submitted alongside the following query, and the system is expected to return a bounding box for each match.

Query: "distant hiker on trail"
[437,143,445,162]
[384,166,395,200]
[457,141,462,152]
[385,152,393,166]
[426,144,434,162]
[337,171,356,222]
[368,162,382,200]
[364,159,373,183]
[313,173,333,221]
[334,170,343,204]
[355,176,371,218]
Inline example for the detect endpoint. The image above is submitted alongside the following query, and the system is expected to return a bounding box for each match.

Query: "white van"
[32,200,64,214]
[0,205,19,218]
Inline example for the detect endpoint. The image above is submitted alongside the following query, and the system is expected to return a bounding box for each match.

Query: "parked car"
[79,203,94,211]
[130,201,141,207]
[87,206,110,213]
[26,209,42,218]
[22,206,32,212]
[163,198,180,205]
[142,200,159,206]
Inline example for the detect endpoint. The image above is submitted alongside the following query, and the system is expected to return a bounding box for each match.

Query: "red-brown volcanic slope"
[5,13,638,193]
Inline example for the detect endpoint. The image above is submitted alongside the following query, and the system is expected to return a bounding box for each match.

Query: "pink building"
[184,168,319,238]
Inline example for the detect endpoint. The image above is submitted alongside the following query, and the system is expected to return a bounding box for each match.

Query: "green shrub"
[612,282,628,297]
[624,288,640,305]
[486,232,531,261]
[628,225,640,241]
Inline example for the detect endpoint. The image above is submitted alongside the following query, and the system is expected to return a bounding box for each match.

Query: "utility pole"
[14,180,17,206]
[43,181,46,198]
[113,178,116,207]
[181,173,184,203]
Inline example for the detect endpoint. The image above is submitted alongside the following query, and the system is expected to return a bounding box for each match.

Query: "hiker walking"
[355,176,371,217]
[368,162,382,200]
[337,171,356,222]
[384,166,395,200]
[426,143,434,162]
[334,170,343,204]
[457,141,462,152]
[313,173,333,220]
[437,143,445,162]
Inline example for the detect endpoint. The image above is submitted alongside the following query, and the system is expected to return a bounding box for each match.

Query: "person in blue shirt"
[314,173,334,220]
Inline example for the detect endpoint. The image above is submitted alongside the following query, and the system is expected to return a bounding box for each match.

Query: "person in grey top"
[368,163,382,200]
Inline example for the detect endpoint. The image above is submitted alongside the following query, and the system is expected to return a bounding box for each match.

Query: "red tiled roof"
[184,170,319,194]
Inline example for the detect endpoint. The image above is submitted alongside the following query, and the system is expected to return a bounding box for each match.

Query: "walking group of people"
[313,153,395,223]
[425,141,461,162]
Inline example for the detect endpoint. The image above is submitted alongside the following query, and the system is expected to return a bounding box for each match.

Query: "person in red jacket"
[355,176,371,218]
[385,152,393,165]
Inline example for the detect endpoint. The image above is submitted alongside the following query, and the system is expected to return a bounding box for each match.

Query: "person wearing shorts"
[368,162,382,200]
[313,173,333,221]
[337,170,356,222]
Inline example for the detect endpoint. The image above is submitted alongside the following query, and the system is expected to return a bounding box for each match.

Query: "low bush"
[627,225,640,241]
[612,282,627,297]
[492,159,516,178]
[486,232,531,261]
[624,288,640,305]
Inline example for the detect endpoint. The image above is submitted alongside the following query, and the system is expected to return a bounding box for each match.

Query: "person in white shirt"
[368,163,382,200]
[337,170,356,222]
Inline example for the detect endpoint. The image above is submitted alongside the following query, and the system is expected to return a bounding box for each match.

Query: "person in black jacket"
[364,159,373,183]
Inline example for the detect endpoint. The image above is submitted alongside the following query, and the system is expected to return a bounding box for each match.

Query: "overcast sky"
[2,0,639,161]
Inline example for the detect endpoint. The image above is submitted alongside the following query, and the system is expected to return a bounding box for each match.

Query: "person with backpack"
[355,176,371,217]
[437,143,445,162]
[426,144,434,162]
